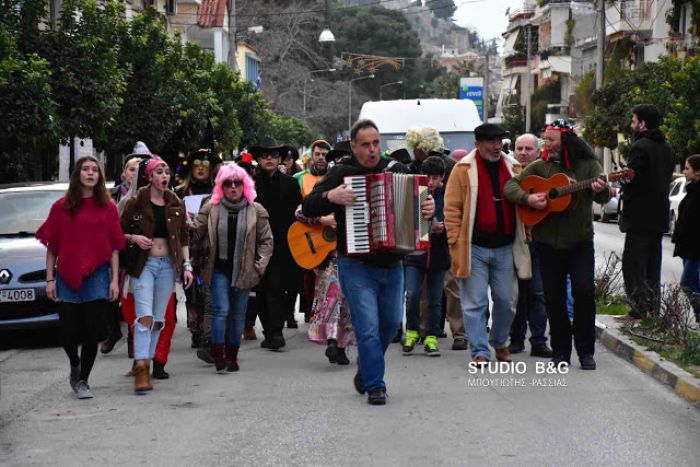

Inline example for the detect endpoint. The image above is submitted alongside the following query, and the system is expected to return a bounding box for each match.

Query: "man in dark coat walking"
[618,104,675,321]
[251,137,303,349]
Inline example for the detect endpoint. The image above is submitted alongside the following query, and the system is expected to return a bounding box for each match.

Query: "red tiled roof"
[197,0,227,28]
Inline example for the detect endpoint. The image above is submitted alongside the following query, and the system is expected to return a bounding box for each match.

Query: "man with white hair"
[508,134,552,358]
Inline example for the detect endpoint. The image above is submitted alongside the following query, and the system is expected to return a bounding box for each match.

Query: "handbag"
[120,215,142,271]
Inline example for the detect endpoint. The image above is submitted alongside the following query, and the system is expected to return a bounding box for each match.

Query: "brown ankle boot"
[211,344,227,373]
[133,360,153,393]
[225,345,239,372]
[243,328,257,341]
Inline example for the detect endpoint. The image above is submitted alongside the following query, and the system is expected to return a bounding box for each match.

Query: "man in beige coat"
[444,124,531,365]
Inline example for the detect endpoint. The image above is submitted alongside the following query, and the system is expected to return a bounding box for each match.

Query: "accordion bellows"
[344,173,430,255]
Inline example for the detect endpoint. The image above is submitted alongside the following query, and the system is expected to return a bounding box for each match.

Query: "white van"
[358,99,482,157]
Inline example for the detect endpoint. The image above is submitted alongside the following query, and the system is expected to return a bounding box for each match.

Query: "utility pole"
[483,52,490,122]
[595,0,605,158]
[525,24,532,132]
[228,0,237,72]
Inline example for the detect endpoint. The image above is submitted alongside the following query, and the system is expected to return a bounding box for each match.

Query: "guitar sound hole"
[548,188,559,199]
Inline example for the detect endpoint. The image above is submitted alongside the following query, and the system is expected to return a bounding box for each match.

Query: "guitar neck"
[556,174,607,196]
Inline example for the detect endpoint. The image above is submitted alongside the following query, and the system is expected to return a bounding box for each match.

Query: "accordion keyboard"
[344,176,370,254]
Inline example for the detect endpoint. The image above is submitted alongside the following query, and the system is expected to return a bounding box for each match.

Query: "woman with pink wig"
[193,163,273,372]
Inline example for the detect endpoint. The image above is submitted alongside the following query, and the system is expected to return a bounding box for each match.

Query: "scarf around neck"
[217,197,248,287]
[475,150,515,235]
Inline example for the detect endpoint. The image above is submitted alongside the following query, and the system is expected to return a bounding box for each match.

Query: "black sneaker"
[508,340,525,354]
[579,354,597,370]
[451,338,468,351]
[287,319,298,329]
[266,335,286,350]
[325,340,339,364]
[353,369,365,394]
[552,355,571,367]
[530,344,554,358]
[336,348,350,365]
[196,347,214,364]
[367,388,386,405]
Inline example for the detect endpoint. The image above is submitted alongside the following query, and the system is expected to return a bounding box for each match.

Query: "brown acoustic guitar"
[287,221,337,270]
[517,169,634,226]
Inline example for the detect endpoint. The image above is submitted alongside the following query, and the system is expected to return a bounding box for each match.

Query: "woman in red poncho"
[36,156,125,400]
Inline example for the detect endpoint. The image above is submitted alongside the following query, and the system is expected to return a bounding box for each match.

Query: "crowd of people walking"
[35,103,698,404]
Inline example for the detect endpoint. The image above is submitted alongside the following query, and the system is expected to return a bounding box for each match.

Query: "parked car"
[593,181,621,223]
[668,176,688,235]
[0,183,68,330]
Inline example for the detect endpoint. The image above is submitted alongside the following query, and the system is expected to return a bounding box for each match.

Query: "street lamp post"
[348,74,375,134]
[303,68,336,116]
[379,80,403,100]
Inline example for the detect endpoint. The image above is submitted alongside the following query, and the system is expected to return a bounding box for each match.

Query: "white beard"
[480,152,501,162]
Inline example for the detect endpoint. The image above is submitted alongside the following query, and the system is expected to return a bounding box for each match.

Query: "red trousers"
[121,293,176,364]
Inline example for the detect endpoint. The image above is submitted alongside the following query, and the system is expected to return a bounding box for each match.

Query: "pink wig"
[211,162,256,205]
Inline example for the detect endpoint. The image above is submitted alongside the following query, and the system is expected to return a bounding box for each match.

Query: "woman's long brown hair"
[63,156,112,214]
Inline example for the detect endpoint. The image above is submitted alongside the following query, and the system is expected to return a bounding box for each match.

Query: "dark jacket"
[255,169,302,274]
[302,155,410,268]
[404,185,450,271]
[672,181,700,259]
[619,129,675,233]
[120,186,189,278]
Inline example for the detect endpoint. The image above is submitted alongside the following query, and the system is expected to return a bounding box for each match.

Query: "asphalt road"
[593,221,683,285]
[0,223,697,465]
[1,310,699,466]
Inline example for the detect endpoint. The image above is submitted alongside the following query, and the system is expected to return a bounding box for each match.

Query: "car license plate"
[0,289,36,303]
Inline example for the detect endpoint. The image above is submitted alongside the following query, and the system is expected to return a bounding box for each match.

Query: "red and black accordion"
[343,172,431,255]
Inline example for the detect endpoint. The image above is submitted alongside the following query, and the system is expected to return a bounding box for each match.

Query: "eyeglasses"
[223,179,244,188]
[193,159,211,167]
[260,152,279,159]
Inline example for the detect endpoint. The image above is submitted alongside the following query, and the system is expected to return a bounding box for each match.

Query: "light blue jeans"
[131,257,176,360]
[458,244,517,359]
[211,267,250,347]
[337,256,404,392]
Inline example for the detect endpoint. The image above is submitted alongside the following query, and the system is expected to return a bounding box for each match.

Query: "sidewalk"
[596,314,700,405]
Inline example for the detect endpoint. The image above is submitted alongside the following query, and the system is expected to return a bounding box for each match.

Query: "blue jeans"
[458,244,517,359]
[337,256,404,392]
[681,258,700,321]
[57,262,110,303]
[510,244,548,345]
[211,267,250,347]
[405,265,446,337]
[130,257,176,360]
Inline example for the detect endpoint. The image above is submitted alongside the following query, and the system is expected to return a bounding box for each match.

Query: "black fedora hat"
[250,136,284,158]
[390,148,412,164]
[325,140,352,162]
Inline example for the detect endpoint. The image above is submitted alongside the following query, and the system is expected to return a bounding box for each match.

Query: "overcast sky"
[453,0,526,44]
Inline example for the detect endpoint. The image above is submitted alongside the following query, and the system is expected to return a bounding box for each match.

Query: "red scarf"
[475,150,515,235]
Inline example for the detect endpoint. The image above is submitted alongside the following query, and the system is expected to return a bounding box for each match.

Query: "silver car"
[0,183,68,330]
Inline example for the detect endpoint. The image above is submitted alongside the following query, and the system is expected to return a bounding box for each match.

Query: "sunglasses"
[259,152,279,159]
[223,179,244,188]
[193,159,211,167]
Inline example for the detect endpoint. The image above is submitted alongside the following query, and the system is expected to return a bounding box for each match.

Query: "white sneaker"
[75,380,93,399]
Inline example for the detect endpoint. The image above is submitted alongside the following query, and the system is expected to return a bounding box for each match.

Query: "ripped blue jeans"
[130,257,176,360]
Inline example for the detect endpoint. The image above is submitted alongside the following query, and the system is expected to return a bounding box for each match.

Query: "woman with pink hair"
[193,163,273,372]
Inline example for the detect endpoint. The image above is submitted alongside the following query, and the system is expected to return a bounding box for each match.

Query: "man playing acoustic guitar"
[504,119,610,370]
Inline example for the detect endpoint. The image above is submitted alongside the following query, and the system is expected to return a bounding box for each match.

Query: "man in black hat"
[251,136,303,350]
[325,140,352,167]
[445,123,531,367]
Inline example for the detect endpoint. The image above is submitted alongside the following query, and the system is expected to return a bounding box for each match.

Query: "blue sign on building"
[460,85,484,120]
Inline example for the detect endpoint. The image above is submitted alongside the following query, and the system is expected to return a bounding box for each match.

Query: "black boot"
[325,339,338,364]
[190,332,201,349]
[336,347,350,365]
[152,360,169,379]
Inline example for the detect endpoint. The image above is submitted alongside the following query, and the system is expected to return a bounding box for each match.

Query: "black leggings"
[59,300,107,382]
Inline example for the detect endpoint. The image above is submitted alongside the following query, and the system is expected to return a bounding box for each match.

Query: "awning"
[539,56,572,75]
[501,30,520,57]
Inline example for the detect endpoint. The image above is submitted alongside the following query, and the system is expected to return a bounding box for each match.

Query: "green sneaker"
[402,330,420,355]
[424,335,441,357]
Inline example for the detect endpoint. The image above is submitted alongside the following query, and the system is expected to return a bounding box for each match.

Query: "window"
[245,54,259,84]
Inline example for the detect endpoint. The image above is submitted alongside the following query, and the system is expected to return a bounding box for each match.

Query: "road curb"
[595,315,700,406]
